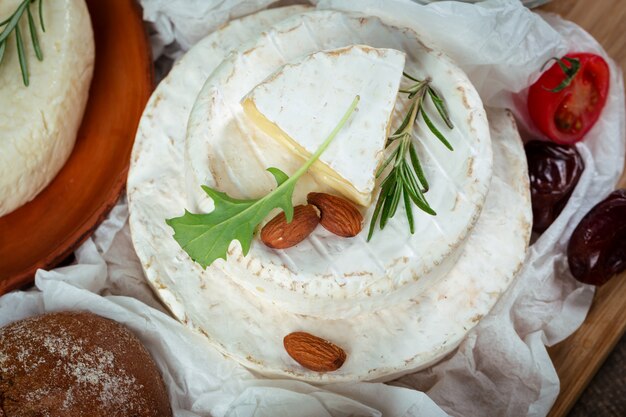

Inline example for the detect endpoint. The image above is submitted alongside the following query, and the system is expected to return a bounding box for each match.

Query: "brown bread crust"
[0,311,172,417]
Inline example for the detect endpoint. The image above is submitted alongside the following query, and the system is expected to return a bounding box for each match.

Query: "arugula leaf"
[167,95,360,268]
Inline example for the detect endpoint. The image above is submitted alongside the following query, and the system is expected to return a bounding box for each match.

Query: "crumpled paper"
[1,0,624,416]
[142,0,277,58]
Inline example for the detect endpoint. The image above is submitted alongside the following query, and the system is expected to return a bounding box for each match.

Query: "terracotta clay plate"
[0,0,153,294]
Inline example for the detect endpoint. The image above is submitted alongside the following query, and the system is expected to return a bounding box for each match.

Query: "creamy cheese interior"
[0,0,94,216]
[241,45,405,206]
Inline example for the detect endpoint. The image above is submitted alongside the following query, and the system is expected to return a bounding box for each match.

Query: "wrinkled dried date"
[525,140,584,233]
[568,189,626,286]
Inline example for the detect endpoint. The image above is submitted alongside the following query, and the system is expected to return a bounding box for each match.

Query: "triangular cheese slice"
[241,45,406,206]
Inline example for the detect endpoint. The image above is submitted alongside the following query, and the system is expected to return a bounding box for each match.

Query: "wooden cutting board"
[537,1,626,416]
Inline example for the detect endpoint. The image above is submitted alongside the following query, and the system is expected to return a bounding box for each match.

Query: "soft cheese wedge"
[0,0,94,216]
[241,45,406,206]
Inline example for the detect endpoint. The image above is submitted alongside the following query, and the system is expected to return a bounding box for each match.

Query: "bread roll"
[0,311,172,416]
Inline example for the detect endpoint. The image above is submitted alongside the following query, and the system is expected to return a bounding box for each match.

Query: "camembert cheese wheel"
[128,7,530,382]
[184,10,492,319]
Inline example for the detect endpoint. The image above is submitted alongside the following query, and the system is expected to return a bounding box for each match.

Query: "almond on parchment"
[283,331,347,372]
[260,205,319,249]
[307,192,363,237]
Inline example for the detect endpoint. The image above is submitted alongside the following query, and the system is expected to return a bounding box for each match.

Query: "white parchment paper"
[1,0,624,416]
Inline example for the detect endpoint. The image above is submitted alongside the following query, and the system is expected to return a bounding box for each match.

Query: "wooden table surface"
[537,1,626,416]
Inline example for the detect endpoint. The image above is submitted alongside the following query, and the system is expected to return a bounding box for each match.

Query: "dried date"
[525,140,584,233]
[567,189,626,286]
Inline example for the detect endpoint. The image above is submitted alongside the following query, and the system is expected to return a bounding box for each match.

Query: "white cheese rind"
[242,45,406,206]
[183,11,493,319]
[0,0,94,216]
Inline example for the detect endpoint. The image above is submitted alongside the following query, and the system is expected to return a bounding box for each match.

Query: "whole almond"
[283,331,347,372]
[307,192,363,237]
[260,205,319,249]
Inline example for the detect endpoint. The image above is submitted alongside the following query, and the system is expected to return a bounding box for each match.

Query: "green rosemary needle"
[367,73,454,241]
[0,0,46,86]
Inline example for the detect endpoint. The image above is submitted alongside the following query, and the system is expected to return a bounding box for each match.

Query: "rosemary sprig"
[367,73,454,241]
[0,0,46,86]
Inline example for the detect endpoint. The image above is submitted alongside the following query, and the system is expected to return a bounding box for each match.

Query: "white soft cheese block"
[241,45,405,206]
[0,0,94,216]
